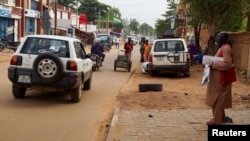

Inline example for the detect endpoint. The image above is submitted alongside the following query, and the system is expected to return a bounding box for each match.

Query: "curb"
[106,107,120,141]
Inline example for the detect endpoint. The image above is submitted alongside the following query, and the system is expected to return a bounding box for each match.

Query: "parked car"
[147,36,190,77]
[7,35,93,102]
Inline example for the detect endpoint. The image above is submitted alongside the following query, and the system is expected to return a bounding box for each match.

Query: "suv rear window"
[20,37,70,57]
[154,40,184,52]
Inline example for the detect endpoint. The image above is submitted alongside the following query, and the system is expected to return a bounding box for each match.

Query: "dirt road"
[0,45,141,141]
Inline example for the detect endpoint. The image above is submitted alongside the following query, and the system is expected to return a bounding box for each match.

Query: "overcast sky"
[98,0,171,27]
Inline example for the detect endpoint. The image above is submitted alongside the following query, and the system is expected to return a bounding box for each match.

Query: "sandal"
[225,116,233,123]
[205,118,216,125]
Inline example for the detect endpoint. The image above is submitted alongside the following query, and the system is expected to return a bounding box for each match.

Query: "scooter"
[89,53,102,71]
[0,36,20,52]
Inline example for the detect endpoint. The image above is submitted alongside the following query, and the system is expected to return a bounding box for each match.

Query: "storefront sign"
[11,7,22,19]
[25,9,40,18]
[79,14,87,24]
[0,5,11,18]
[80,24,96,32]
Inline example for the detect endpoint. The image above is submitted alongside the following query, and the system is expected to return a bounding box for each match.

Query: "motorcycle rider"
[91,38,105,66]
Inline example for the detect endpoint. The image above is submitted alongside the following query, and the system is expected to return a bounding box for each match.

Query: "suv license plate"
[18,75,31,83]
[157,57,164,61]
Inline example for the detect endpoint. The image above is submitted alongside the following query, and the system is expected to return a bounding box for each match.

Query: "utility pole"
[77,0,79,39]
[98,9,100,33]
[54,0,57,35]
[107,11,109,34]
[106,8,109,34]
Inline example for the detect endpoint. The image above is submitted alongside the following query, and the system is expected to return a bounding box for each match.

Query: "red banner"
[79,14,87,24]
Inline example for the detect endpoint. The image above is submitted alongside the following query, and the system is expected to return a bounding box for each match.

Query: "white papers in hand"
[202,55,223,65]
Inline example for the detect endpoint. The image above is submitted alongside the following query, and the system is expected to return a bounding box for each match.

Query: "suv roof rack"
[157,34,179,39]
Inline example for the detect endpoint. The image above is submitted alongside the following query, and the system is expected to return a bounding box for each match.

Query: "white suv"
[7,35,93,102]
[147,37,190,77]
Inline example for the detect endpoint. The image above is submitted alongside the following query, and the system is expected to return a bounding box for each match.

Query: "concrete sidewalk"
[106,107,250,141]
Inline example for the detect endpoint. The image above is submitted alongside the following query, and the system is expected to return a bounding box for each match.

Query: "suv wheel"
[12,84,26,98]
[33,53,64,83]
[71,76,83,102]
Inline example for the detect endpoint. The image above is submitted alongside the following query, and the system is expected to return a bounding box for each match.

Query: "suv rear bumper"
[148,63,190,72]
[8,67,81,90]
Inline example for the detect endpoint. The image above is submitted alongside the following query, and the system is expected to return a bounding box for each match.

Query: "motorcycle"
[0,36,21,52]
[88,53,102,71]
[102,43,110,52]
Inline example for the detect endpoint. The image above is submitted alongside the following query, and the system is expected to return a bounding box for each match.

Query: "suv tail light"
[148,53,153,62]
[10,55,22,66]
[66,60,77,71]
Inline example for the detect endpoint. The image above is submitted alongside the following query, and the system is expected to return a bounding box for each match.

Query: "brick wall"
[228,32,250,71]
[200,31,250,71]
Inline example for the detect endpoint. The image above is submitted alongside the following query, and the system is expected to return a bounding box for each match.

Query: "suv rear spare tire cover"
[33,52,64,83]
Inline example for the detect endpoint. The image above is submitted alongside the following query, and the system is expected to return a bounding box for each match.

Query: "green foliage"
[184,0,249,33]
[217,5,245,31]
[140,23,154,36]
[78,0,102,23]
[129,19,140,34]
[182,0,250,54]
[57,0,75,7]
[57,0,250,35]
[155,1,177,36]
[155,19,171,35]
[76,0,122,29]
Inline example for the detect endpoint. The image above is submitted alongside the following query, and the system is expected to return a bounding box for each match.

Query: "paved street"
[107,107,250,141]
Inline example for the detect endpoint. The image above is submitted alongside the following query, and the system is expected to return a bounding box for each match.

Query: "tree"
[77,0,123,29]
[183,0,250,54]
[57,0,76,7]
[155,1,177,36]
[162,1,177,20]
[107,7,123,29]
[78,0,101,23]
[140,23,154,36]
[129,19,140,34]
[155,19,171,36]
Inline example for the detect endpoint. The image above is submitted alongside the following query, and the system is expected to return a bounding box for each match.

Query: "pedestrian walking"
[124,37,133,57]
[143,39,151,62]
[116,37,120,49]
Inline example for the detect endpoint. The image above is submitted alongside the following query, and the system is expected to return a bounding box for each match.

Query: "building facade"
[0,0,79,41]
